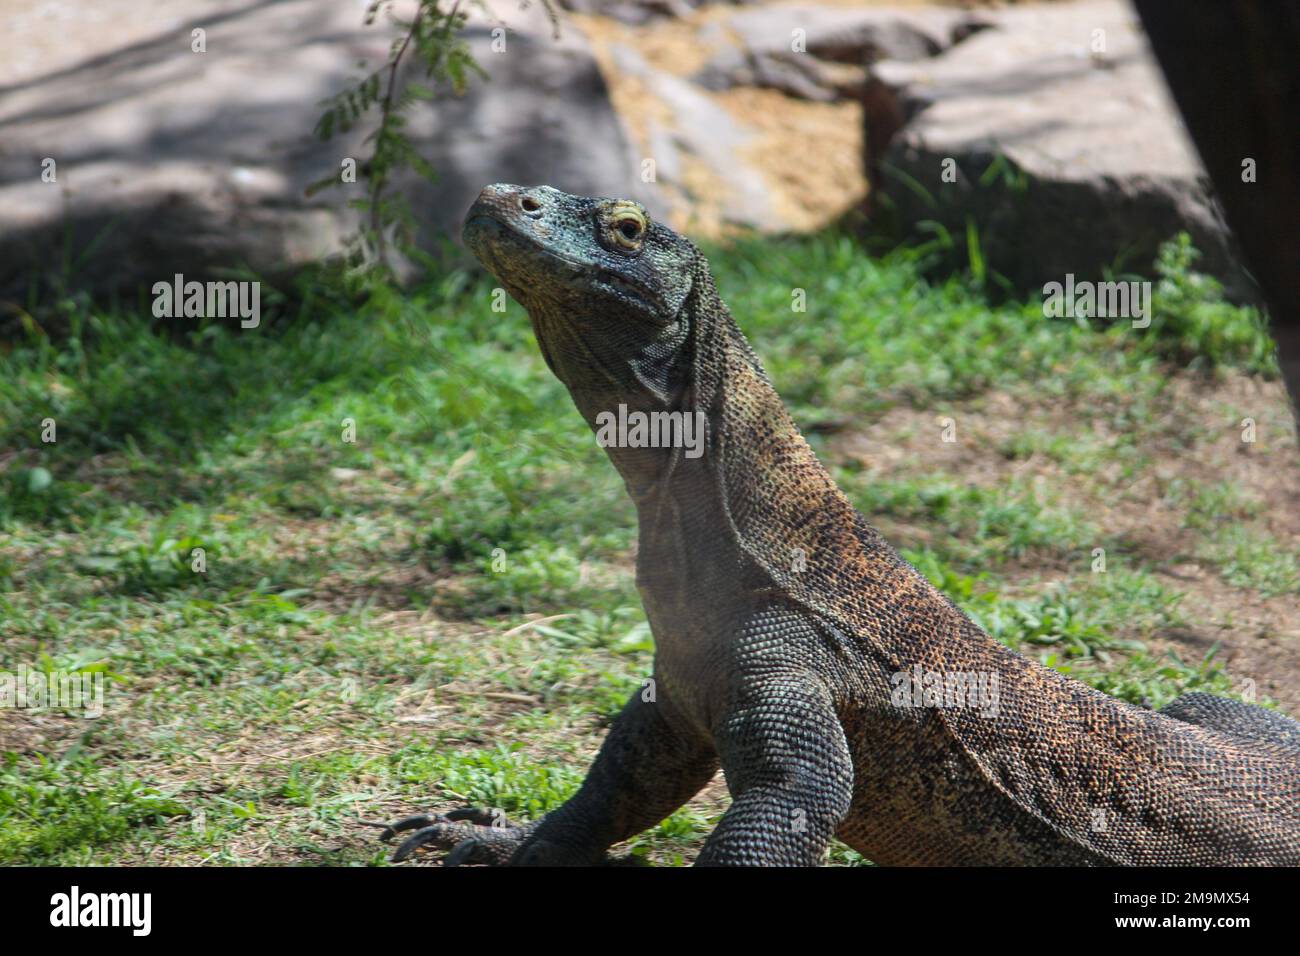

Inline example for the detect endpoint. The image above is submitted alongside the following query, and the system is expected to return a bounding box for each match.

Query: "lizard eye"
[617,218,642,242]
[606,201,648,251]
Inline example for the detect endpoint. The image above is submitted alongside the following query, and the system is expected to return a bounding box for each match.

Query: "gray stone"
[693,4,986,97]
[871,0,1246,294]
[609,42,781,231]
[0,0,661,302]
[558,0,760,22]
[644,119,683,187]
[695,44,870,102]
[727,3,979,62]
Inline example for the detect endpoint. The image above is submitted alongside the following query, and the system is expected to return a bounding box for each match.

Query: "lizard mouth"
[462,213,511,266]
[587,269,661,319]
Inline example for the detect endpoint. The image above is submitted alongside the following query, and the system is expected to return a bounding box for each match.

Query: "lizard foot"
[364,807,531,865]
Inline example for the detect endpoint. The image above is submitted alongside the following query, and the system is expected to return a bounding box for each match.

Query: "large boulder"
[871,0,1246,294]
[0,0,659,304]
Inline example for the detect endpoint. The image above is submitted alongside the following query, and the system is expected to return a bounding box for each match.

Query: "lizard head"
[462,184,699,407]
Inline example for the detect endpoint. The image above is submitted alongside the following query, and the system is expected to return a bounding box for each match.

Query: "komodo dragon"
[372,184,1300,866]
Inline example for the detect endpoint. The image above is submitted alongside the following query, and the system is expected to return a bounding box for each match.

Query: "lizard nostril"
[520,196,542,214]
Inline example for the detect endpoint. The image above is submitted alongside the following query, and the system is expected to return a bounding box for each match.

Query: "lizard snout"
[462,183,555,260]
[467,183,547,224]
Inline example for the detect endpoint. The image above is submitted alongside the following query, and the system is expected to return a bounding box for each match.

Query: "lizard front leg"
[373,688,718,865]
[697,679,854,866]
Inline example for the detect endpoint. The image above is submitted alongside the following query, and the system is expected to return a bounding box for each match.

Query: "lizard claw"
[394,824,459,863]
[443,807,510,827]
[361,814,438,843]
[365,807,526,864]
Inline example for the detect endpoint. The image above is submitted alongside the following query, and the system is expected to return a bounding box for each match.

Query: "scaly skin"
[374,184,1300,866]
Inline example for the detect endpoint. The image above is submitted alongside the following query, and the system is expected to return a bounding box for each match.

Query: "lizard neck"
[707,343,864,580]
[576,328,868,593]
[564,388,701,503]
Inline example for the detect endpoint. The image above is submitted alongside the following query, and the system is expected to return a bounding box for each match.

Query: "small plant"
[0,465,92,528]
[75,534,213,595]
[1140,233,1278,374]
[309,1,487,275]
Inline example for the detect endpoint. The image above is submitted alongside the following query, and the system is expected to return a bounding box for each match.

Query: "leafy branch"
[308,1,487,275]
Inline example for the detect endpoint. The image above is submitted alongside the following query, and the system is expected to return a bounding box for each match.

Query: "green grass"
[0,232,1291,865]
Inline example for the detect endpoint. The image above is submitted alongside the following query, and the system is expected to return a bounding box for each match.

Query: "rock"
[0,0,661,303]
[575,0,704,26]
[694,44,867,102]
[727,3,981,63]
[644,119,684,186]
[693,4,987,98]
[608,42,781,231]
[558,0,762,24]
[871,0,1247,294]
